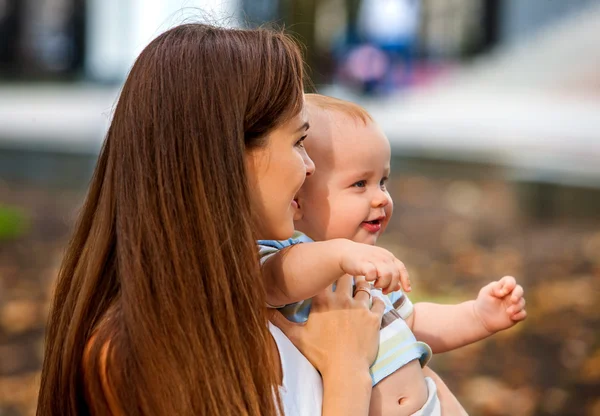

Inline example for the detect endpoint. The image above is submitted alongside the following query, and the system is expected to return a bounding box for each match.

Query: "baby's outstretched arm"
[406,276,527,353]
[262,239,410,307]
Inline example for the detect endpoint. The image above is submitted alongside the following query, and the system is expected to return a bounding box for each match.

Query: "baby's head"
[294,94,393,245]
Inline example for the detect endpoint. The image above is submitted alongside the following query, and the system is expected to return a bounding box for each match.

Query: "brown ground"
[1,173,599,416]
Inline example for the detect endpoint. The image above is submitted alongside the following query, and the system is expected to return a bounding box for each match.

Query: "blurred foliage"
[0,205,29,241]
[1,172,600,416]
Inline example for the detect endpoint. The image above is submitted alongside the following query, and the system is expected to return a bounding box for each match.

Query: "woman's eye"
[295,135,307,148]
[352,180,367,188]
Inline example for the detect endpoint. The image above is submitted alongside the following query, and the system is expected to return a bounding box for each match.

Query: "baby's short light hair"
[305,93,373,125]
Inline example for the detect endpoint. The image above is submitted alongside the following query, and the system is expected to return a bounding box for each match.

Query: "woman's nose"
[304,152,315,177]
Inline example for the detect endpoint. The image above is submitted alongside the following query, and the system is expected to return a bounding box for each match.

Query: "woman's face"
[246,110,315,240]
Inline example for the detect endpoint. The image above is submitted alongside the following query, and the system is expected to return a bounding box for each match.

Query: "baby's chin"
[352,232,380,246]
[308,229,380,245]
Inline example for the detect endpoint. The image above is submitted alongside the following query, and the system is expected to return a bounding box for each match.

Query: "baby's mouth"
[361,215,386,233]
[363,215,385,225]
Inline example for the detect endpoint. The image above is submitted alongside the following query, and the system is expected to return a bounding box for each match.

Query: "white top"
[269,322,323,416]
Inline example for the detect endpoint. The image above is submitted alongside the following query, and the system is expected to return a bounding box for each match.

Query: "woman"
[36,23,385,415]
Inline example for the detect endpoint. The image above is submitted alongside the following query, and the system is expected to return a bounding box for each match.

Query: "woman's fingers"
[353,276,371,306]
[268,309,301,342]
[370,296,385,318]
[313,283,334,306]
[281,273,387,378]
[336,274,354,296]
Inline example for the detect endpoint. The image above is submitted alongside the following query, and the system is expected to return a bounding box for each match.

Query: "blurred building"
[0,0,241,83]
[0,0,599,187]
[1,4,599,414]
[0,0,241,158]
[362,1,600,189]
[85,0,241,83]
[0,0,85,79]
[1,0,598,82]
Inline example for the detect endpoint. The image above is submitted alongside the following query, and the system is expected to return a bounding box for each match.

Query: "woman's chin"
[271,224,295,241]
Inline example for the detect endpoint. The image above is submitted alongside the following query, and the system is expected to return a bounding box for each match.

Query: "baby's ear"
[293,207,303,221]
[293,199,304,222]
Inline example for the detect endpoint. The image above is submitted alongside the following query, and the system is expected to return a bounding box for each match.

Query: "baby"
[260,94,527,416]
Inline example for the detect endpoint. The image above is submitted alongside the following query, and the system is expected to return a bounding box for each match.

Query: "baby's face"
[294,106,393,245]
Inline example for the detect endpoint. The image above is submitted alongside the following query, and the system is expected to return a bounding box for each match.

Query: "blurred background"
[0,0,599,415]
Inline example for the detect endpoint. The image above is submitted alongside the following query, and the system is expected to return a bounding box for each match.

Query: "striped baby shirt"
[259,232,432,386]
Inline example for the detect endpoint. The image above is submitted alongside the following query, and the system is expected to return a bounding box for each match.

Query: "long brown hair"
[37,23,304,415]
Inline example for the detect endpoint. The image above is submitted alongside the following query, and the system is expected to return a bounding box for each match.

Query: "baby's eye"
[295,135,307,148]
[380,177,389,189]
[352,180,367,188]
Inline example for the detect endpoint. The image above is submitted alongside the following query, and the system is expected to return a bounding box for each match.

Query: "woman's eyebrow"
[295,121,310,132]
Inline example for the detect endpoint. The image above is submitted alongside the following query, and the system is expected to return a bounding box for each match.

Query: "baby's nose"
[372,190,390,208]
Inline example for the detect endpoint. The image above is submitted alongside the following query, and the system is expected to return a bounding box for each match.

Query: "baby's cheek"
[298,205,332,241]
[321,219,344,240]
[386,193,394,212]
[385,196,394,217]
[323,213,354,241]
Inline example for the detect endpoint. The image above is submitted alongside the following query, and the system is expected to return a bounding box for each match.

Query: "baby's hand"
[337,240,410,294]
[474,275,527,334]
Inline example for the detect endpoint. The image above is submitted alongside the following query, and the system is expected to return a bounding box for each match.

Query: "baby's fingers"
[395,258,411,292]
[373,267,392,292]
[361,262,379,282]
[492,276,516,297]
[510,284,524,303]
[499,276,517,296]
[510,309,527,322]
[506,297,526,316]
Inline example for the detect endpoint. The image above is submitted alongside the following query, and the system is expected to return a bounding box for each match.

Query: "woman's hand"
[269,275,385,376]
[269,275,385,416]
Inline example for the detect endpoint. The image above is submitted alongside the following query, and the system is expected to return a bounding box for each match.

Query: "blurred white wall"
[353,2,600,188]
[500,0,600,45]
[85,0,240,82]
